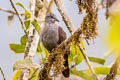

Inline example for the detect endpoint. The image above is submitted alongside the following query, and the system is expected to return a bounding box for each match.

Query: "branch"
[0,67,6,80]
[28,68,39,80]
[19,0,53,80]
[18,0,37,79]
[104,56,120,80]
[54,0,75,33]
[54,0,98,79]
[0,8,24,15]
[24,0,37,59]
[9,0,27,36]
[78,43,98,80]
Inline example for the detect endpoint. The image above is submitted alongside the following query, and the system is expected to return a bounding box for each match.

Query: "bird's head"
[45,12,59,23]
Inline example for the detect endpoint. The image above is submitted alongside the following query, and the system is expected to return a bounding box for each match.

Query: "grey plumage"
[40,12,69,77]
[40,22,59,51]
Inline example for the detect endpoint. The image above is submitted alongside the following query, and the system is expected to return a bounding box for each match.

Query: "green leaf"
[73,55,83,65]
[16,2,25,9]
[40,42,49,57]
[9,44,25,53]
[43,47,49,58]
[20,35,42,53]
[20,35,27,45]
[13,59,40,71]
[12,69,39,80]
[70,42,76,57]
[24,20,30,30]
[70,42,84,65]
[31,20,41,34]
[94,67,110,74]
[85,66,120,75]
[42,58,46,63]
[85,67,110,75]
[16,2,30,19]
[71,67,120,80]
[36,40,42,53]
[70,69,94,80]
[88,57,105,65]
[29,69,39,80]
[12,69,21,80]
[25,10,31,19]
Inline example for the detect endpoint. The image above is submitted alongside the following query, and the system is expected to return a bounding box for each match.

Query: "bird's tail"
[62,51,69,78]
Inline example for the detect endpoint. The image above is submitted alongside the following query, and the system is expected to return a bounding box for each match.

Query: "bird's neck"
[46,21,53,23]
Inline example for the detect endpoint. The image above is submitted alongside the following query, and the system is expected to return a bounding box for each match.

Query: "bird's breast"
[41,24,59,51]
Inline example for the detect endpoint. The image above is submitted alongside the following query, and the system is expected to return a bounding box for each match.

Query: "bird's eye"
[50,16,53,18]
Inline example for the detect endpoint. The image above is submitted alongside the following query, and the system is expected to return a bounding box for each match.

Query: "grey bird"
[40,12,69,77]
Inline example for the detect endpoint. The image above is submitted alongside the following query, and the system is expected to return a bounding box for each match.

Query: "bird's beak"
[56,18,59,22]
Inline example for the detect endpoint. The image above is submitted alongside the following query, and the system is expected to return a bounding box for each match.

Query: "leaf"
[73,55,83,65]
[70,41,84,65]
[36,40,42,53]
[16,2,25,9]
[20,35,27,45]
[9,44,25,53]
[70,42,76,57]
[12,69,39,80]
[29,69,39,80]
[7,15,14,26]
[13,59,40,71]
[88,57,105,65]
[85,66,110,75]
[16,2,30,19]
[85,66,120,75]
[42,58,46,63]
[40,42,49,57]
[93,67,110,74]
[24,10,31,19]
[70,69,94,80]
[71,67,120,80]
[20,35,42,53]
[31,20,41,34]
[12,69,21,80]
[105,13,120,54]
[104,48,114,58]
[24,20,30,30]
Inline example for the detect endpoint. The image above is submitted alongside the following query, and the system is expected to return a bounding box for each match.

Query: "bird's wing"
[58,26,67,44]
[58,26,70,77]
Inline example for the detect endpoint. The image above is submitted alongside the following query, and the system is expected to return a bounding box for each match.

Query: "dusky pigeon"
[40,12,69,77]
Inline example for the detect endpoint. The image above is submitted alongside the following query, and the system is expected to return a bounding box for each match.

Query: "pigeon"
[40,12,69,77]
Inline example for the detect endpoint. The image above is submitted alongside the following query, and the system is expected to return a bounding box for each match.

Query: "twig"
[0,8,24,15]
[28,68,39,80]
[0,67,6,80]
[85,38,90,45]
[96,0,105,12]
[79,43,98,80]
[18,0,37,80]
[104,56,120,80]
[9,0,27,36]
[54,0,75,33]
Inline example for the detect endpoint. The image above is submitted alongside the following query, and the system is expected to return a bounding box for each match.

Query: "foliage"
[16,2,31,19]
[105,12,120,54]
[12,69,38,80]
[71,69,94,80]
[13,59,40,71]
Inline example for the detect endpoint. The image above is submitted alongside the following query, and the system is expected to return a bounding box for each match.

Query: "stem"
[9,0,27,36]
[79,43,98,80]
[0,67,6,80]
